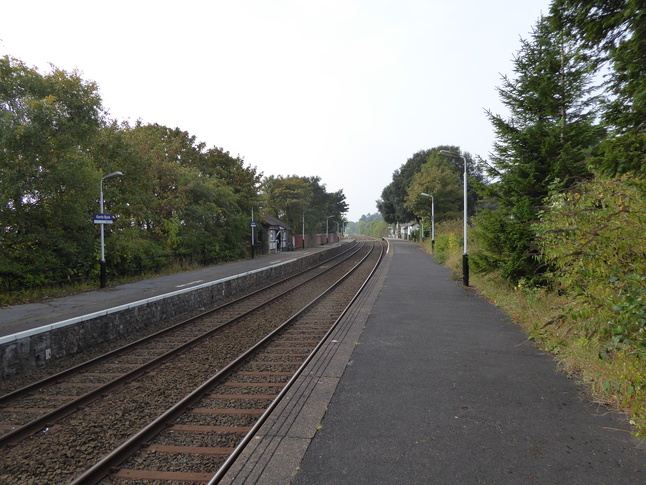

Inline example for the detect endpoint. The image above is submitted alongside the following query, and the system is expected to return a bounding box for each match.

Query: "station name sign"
[93,213,114,224]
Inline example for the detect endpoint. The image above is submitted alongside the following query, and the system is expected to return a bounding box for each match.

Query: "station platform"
[221,238,645,484]
[0,245,338,339]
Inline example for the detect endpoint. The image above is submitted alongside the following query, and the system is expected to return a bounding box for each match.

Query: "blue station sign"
[93,213,114,224]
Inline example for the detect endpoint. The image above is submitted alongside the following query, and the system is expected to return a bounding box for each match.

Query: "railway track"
[0,237,384,484]
[0,240,360,447]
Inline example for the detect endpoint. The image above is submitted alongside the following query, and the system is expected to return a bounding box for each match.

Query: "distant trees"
[377,146,484,231]
[261,175,348,235]
[377,150,431,225]
[1,55,344,291]
[404,148,483,224]
[354,213,388,238]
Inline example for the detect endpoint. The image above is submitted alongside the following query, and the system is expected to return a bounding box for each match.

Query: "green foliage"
[551,1,646,176]
[592,132,646,179]
[405,156,462,223]
[355,214,388,238]
[474,16,603,285]
[535,175,646,355]
[260,175,348,235]
[429,219,464,268]
[0,55,265,291]
[0,56,103,290]
[377,150,432,224]
[379,146,484,227]
[471,206,541,283]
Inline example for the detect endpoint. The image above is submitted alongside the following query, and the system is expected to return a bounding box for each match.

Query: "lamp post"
[99,171,123,288]
[420,193,435,253]
[439,150,469,286]
[250,207,256,259]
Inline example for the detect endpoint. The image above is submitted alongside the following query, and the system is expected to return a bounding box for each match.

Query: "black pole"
[463,254,469,287]
[432,239,435,254]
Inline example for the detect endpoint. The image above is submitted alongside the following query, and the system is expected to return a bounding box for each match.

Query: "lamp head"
[102,171,124,181]
[439,150,458,158]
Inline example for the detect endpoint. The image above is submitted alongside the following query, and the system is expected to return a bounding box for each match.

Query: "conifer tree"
[551,0,646,176]
[474,16,604,283]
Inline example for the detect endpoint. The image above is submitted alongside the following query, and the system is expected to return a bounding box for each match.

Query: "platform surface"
[0,246,333,338]
[221,238,645,484]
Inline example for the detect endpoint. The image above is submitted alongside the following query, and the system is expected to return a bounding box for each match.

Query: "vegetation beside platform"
[422,215,646,438]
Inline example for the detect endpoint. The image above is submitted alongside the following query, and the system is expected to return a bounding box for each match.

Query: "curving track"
[0,237,384,484]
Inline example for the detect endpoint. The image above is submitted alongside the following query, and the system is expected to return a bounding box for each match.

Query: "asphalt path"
[291,239,645,484]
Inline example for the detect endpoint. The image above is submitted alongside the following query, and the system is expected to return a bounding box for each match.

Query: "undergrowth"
[420,220,646,438]
[0,259,207,307]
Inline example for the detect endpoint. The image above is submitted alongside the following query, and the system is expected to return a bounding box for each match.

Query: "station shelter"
[260,215,292,253]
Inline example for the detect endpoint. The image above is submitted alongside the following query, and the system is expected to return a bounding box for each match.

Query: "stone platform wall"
[1,243,351,383]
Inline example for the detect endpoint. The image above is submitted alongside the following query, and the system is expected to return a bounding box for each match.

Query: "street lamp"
[439,150,469,286]
[420,193,435,253]
[99,171,123,288]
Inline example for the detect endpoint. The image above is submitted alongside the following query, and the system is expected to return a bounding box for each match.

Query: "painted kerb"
[1,245,349,383]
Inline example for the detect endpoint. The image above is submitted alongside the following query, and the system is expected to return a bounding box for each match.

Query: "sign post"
[98,171,123,288]
[250,208,256,259]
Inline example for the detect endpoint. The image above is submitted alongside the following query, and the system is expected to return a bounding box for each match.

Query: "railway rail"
[0,237,385,484]
[0,239,360,447]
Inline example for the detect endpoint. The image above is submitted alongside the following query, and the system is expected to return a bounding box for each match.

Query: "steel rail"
[0,241,364,448]
[209,239,385,484]
[69,240,383,485]
[0,240,359,407]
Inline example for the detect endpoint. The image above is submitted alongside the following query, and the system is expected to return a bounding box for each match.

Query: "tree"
[117,122,257,266]
[474,16,604,283]
[260,175,348,235]
[355,213,389,238]
[262,175,313,231]
[551,0,646,176]
[0,56,104,289]
[404,148,483,224]
[377,150,432,224]
[379,147,483,227]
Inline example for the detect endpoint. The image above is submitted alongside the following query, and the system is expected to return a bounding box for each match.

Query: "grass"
[418,225,646,438]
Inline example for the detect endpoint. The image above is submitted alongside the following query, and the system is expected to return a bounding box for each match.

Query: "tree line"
[0,56,347,291]
[377,1,645,357]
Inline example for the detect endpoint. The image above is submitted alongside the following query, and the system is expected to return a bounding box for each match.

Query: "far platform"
[0,243,344,339]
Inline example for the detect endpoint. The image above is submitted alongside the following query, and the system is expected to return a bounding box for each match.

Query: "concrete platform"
[221,238,645,484]
[0,246,335,339]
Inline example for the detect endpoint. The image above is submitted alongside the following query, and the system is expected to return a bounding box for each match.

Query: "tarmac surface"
[0,246,330,338]
[2,238,645,484]
[221,238,645,484]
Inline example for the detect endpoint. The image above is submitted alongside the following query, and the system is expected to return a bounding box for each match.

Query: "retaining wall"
[1,243,351,384]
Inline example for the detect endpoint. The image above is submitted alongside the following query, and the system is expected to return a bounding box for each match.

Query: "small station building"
[259,215,292,253]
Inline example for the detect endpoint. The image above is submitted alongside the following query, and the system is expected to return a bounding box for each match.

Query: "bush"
[535,175,646,356]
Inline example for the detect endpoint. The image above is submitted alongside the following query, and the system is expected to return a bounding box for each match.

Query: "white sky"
[1,0,551,221]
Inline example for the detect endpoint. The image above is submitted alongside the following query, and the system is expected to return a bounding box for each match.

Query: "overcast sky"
[2,0,552,221]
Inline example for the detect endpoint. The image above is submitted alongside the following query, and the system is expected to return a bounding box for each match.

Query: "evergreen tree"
[551,0,646,176]
[474,16,604,283]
